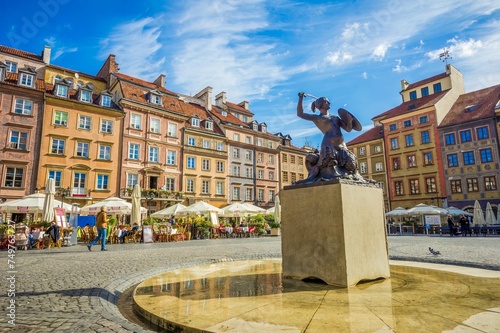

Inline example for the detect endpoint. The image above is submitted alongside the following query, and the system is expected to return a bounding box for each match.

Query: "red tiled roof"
[210,105,249,127]
[3,72,45,91]
[45,82,122,111]
[373,90,449,121]
[439,84,500,127]
[0,45,44,62]
[227,101,254,116]
[405,72,449,90]
[179,102,225,137]
[346,126,384,146]
[115,73,177,96]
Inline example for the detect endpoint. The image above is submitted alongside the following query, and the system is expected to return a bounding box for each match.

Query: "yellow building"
[276,133,308,188]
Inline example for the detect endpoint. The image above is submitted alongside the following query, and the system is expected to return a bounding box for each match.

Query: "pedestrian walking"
[447,215,455,237]
[459,214,470,237]
[88,206,108,251]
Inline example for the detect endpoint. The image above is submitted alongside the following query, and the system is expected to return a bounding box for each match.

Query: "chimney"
[42,45,51,64]
[97,54,119,85]
[400,79,409,91]
[215,91,227,107]
[153,74,166,88]
[238,101,249,110]
[194,86,213,112]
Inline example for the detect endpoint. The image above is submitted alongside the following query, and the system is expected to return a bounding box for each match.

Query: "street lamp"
[57,187,71,208]
[144,191,156,217]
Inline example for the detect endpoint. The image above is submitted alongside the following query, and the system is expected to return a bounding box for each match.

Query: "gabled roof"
[180,102,225,136]
[227,101,254,116]
[115,73,177,96]
[373,90,449,121]
[346,126,384,146]
[210,105,249,127]
[439,84,500,127]
[2,72,45,91]
[405,72,448,91]
[0,45,44,62]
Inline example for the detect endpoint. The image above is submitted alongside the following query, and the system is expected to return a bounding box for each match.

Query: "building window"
[425,177,437,193]
[298,156,304,165]
[201,180,209,194]
[51,138,65,155]
[404,120,412,128]
[389,124,397,131]
[477,127,489,140]
[217,142,224,151]
[269,155,274,165]
[233,187,240,200]
[80,90,91,103]
[188,137,195,146]
[150,93,161,105]
[166,150,176,165]
[168,123,178,137]
[76,142,89,158]
[269,190,275,202]
[54,111,68,126]
[291,173,297,183]
[245,188,252,201]
[450,180,462,193]
[166,178,175,191]
[233,148,240,158]
[149,147,159,162]
[245,150,252,161]
[433,83,442,93]
[409,179,420,194]
[101,119,113,134]
[99,145,111,160]
[129,143,139,160]
[460,130,472,143]
[216,181,224,195]
[187,157,195,169]
[421,87,429,97]
[360,162,367,174]
[202,140,210,149]
[130,114,141,129]
[56,84,68,98]
[245,136,252,144]
[9,131,28,150]
[282,171,289,182]
[257,170,263,179]
[421,131,430,144]
[127,174,138,188]
[395,181,404,196]
[257,153,264,163]
[282,154,288,163]
[73,172,87,195]
[48,170,62,187]
[101,95,111,107]
[447,154,458,167]
[96,174,109,190]
[484,176,497,191]
[217,161,224,172]
[78,116,91,130]
[4,167,24,187]
[257,138,263,146]
[359,147,366,156]
[375,162,383,172]
[258,189,265,202]
[407,155,417,168]
[205,120,213,130]
[419,115,429,124]
[444,133,456,145]
[267,141,273,149]
[6,61,17,73]
[409,91,417,100]
[245,167,252,178]
[186,179,194,193]
[392,157,400,170]
[374,146,381,153]
[150,118,160,133]
[269,171,275,180]
[233,166,240,176]
[19,73,34,87]
[390,138,399,149]
[202,159,210,171]
[14,98,33,115]
[299,173,304,180]
[290,155,295,164]
[405,134,414,147]
[233,133,240,141]
[480,149,493,163]
[422,152,432,165]
[463,151,475,165]
[466,178,479,192]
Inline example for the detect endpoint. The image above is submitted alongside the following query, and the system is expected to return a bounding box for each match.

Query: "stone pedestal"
[280,180,390,287]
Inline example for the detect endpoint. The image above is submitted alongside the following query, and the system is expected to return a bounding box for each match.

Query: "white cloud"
[362,72,368,79]
[425,37,483,61]
[43,37,77,60]
[372,43,390,60]
[392,59,422,73]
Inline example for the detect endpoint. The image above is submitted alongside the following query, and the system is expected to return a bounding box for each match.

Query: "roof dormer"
[260,122,267,133]
[54,77,70,98]
[251,120,259,131]
[204,118,214,130]
[78,84,94,103]
[18,66,37,88]
[98,90,113,107]
[147,89,163,106]
[190,115,200,127]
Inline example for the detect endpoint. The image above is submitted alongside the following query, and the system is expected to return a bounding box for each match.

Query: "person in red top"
[87,206,108,251]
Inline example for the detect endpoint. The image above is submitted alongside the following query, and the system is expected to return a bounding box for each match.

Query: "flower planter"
[270,227,281,236]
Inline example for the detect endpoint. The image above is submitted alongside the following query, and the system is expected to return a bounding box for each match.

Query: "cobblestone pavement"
[1,235,499,333]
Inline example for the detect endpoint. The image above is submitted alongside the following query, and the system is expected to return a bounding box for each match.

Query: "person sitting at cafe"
[45,222,60,245]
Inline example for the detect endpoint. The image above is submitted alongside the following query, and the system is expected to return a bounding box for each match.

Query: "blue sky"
[2,0,499,148]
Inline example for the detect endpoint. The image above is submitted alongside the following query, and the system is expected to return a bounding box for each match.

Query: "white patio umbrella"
[385,207,410,217]
[80,197,146,215]
[274,195,281,223]
[42,178,56,222]
[241,202,266,213]
[178,201,224,215]
[220,202,259,217]
[484,202,496,225]
[407,203,448,216]
[473,200,485,225]
[0,193,74,214]
[151,203,186,218]
[446,206,473,217]
[130,184,142,225]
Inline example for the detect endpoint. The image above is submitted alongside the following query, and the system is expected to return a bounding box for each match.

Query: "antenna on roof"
[439,49,452,65]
